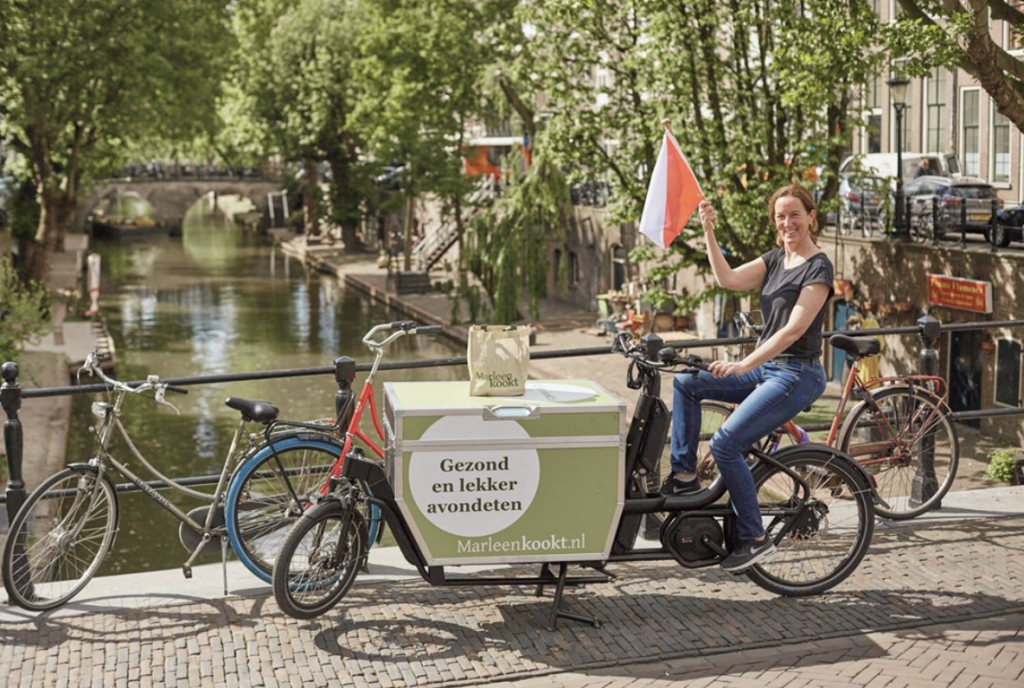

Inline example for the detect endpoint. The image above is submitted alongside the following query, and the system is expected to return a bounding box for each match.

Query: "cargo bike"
[272,331,875,629]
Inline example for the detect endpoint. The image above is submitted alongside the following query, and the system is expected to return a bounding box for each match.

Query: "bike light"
[91,402,112,418]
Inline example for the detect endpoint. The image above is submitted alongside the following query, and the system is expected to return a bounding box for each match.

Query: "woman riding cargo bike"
[663,186,835,572]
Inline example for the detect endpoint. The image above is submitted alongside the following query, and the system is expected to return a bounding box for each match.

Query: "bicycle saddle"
[225,397,280,424]
[829,334,881,358]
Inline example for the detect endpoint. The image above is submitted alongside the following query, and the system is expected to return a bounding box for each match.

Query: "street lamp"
[887,76,910,240]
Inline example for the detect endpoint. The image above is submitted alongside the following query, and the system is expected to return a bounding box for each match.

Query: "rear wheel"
[839,386,958,520]
[2,466,119,611]
[272,498,367,620]
[742,448,874,597]
[226,436,381,583]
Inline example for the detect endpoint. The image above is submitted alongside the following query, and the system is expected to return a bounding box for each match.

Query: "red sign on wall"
[927,275,993,314]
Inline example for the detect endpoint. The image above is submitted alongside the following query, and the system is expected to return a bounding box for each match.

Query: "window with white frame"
[995,339,1022,407]
[961,89,980,177]
[991,105,1011,184]
[868,114,882,153]
[866,72,881,109]
[862,72,882,153]
[925,69,948,153]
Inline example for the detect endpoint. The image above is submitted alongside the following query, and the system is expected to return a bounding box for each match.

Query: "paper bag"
[467,325,530,396]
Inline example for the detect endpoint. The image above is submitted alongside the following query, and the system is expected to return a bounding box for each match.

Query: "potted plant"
[984,447,1024,485]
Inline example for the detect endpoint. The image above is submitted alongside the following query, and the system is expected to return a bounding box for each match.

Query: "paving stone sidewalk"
[1,514,1022,687]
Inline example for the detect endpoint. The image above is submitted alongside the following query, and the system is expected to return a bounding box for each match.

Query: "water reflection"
[68,205,463,574]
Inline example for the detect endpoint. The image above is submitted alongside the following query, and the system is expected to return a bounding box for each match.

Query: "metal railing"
[4,316,1024,516]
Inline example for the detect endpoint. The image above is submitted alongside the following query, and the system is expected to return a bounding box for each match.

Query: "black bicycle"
[271,331,876,627]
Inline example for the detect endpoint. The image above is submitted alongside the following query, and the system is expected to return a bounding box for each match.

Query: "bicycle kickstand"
[221,537,229,596]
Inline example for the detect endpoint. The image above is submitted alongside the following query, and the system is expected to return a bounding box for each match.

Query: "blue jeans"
[670,360,827,542]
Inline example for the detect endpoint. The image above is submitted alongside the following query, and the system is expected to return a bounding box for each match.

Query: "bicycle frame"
[322,374,385,493]
[88,392,251,565]
[313,322,438,496]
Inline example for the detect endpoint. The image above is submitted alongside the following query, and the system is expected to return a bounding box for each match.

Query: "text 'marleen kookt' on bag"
[467,325,531,396]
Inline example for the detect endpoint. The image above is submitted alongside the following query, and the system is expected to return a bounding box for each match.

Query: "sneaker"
[721,536,776,572]
[659,474,702,496]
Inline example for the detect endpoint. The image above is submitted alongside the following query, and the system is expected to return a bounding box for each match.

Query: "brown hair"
[769,184,819,247]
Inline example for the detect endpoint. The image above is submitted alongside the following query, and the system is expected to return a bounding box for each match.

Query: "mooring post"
[2,361,26,523]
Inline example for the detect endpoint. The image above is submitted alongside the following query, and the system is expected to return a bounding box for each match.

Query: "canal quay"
[3,223,1024,687]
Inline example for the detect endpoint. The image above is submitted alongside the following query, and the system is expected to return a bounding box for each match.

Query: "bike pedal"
[182,564,192,579]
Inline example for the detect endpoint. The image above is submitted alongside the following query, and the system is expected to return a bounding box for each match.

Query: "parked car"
[903,175,1002,242]
[994,203,1024,247]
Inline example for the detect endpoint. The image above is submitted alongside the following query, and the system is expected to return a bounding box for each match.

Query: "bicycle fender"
[836,385,949,453]
[239,432,342,461]
[760,443,874,495]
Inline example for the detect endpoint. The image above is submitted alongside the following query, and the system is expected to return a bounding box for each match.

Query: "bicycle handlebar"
[361,321,444,350]
[612,332,710,374]
[79,352,188,410]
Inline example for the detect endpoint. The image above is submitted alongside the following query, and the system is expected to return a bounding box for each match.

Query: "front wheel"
[838,386,959,520]
[741,447,874,597]
[2,466,119,611]
[272,497,367,620]
[225,435,381,583]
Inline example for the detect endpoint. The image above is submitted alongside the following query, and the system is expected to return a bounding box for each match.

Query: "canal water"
[67,203,463,575]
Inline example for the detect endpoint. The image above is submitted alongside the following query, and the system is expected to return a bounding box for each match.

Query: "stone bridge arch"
[75,179,286,231]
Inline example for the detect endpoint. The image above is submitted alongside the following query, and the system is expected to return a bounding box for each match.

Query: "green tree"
[0,0,231,282]
[0,257,48,362]
[226,0,369,246]
[464,146,571,322]
[892,1,1024,133]
[351,0,495,270]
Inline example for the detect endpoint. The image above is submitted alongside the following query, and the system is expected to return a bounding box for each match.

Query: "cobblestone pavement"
[1,515,1022,687]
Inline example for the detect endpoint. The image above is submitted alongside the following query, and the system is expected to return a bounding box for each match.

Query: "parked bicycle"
[271,330,874,626]
[0,350,368,611]
[225,320,441,573]
[693,312,959,520]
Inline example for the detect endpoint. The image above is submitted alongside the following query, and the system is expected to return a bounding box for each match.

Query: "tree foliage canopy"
[0,0,232,279]
[892,1,1024,133]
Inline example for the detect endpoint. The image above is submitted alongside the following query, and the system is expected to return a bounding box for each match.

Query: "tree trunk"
[302,156,321,239]
[402,191,414,272]
[25,183,74,283]
[326,156,362,252]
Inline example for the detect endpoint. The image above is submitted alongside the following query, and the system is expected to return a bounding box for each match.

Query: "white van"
[839,152,961,187]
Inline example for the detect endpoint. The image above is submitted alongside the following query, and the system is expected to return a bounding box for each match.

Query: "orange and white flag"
[639,129,703,249]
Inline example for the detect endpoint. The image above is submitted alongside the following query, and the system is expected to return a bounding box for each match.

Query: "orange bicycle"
[692,318,958,520]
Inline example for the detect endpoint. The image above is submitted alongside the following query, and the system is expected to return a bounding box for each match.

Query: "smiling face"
[773,195,817,249]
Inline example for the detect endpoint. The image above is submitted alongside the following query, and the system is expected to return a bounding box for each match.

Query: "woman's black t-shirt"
[758,248,835,359]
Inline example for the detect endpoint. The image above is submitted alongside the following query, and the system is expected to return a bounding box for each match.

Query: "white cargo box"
[383,380,625,566]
